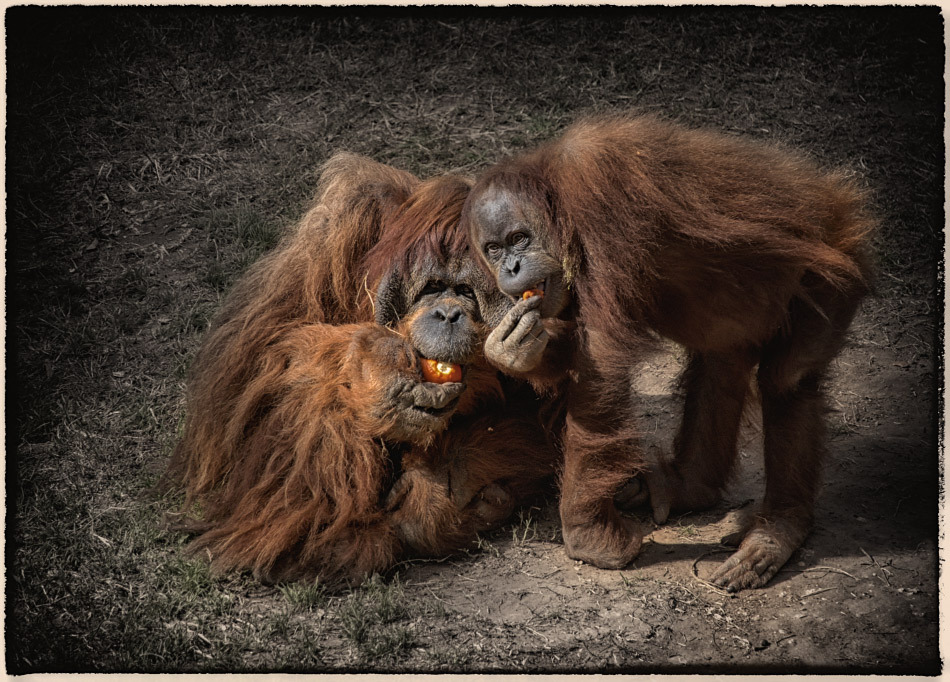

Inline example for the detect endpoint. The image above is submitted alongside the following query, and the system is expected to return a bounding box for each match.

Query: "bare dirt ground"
[379,312,939,672]
[6,7,942,674]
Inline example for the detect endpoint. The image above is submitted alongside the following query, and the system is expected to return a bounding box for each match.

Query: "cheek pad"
[477,287,515,328]
[373,266,406,327]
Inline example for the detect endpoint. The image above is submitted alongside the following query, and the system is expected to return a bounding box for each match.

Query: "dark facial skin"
[468,185,571,375]
[374,255,510,435]
[402,259,485,366]
[470,185,568,318]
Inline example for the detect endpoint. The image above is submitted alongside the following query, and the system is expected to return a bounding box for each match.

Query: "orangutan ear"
[374,266,406,328]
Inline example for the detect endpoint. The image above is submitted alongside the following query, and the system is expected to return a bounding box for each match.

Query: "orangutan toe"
[613,478,648,510]
[709,527,795,592]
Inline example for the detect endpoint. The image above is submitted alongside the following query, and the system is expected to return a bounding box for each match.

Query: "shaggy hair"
[463,113,875,590]
[166,153,554,584]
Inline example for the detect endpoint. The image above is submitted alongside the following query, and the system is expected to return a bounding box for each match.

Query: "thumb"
[645,465,672,525]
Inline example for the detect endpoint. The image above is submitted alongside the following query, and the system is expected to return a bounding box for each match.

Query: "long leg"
[560,412,645,568]
[559,338,646,569]
[616,350,756,522]
[666,349,758,514]
[710,286,862,591]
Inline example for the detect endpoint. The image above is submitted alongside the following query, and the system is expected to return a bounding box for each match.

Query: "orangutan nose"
[431,305,463,324]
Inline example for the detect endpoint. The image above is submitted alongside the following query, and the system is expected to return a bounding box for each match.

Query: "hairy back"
[472,114,875,345]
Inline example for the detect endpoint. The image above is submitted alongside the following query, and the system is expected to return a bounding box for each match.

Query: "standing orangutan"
[462,113,875,591]
[165,153,555,585]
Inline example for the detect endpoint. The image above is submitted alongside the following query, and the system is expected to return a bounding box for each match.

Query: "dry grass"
[6,6,942,673]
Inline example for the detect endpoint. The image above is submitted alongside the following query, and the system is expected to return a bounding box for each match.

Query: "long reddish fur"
[166,153,553,584]
[475,114,874,352]
[464,113,875,585]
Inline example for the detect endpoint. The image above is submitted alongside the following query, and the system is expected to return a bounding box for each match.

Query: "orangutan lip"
[412,396,460,417]
[517,280,546,301]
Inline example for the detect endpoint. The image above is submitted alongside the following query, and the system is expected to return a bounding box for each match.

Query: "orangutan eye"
[455,284,477,300]
[418,280,444,298]
[510,232,529,246]
[484,243,502,258]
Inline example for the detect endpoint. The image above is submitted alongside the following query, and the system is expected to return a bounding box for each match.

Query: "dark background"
[6,6,943,673]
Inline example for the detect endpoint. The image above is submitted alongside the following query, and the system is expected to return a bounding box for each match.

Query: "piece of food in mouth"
[522,287,544,300]
[420,358,463,384]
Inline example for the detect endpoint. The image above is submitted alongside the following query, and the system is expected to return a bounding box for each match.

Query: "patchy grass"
[278,580,328,612]
[511,508,540,546]
[6,5,942,674]
[339,576,413,660]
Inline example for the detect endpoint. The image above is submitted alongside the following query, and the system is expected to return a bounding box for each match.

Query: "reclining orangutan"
[165,153,556,584]
[462,113,875,591]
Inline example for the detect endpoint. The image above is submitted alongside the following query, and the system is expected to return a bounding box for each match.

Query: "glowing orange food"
[522,288,544,300]
[420,358,462,384]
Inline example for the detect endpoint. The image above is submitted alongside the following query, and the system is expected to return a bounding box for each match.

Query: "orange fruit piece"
[522,288,544,300]
[420,358,462,383]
